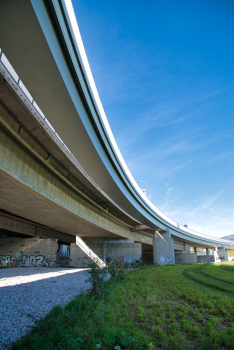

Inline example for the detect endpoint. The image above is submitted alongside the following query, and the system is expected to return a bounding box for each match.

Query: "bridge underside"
[0,1,231,268]
[0,62,153,247]
[0,168,121,240]
[0,121,152,246]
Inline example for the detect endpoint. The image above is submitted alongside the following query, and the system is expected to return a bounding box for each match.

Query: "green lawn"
[12,262,234,350]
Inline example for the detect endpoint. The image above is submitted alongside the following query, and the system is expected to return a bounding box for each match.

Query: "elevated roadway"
[0,0,232,263]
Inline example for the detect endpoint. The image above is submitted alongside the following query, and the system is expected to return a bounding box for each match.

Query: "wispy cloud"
[113,87,225,152]
[77,2,234,238]
[200,191,222,210]
[186,178,232,208]
[166,186,234,238]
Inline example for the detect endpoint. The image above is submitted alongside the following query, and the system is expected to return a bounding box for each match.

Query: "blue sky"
[73,0,234,237]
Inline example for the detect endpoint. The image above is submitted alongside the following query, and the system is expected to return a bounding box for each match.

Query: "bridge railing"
[56,2,233,247]
[0,48,85,170]
[0,48,232,247]
[0,48,141,222]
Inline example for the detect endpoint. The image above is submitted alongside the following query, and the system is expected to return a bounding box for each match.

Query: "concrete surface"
[0,126,152,245]
[175,252,197,264]
[214,249,229,262]
[0,237,57,267]
[70,242,141,267]
[153,230,175,265]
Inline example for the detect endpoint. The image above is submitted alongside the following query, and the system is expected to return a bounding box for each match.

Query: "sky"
[73,0,234,238]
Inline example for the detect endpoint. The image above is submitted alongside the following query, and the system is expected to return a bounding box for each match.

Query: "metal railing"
[0,48,232,246]
[0,49,141,224]
[57,2,233,247]
[0,48,79,167]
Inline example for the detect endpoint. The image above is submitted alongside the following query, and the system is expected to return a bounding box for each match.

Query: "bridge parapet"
[0,0,233,251]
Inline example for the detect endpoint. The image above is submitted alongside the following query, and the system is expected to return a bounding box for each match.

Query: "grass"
[183,264,234,293]
[11,262,234,350]
[200,263,234,284]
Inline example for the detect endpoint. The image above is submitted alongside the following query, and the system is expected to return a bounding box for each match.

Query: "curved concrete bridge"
[0,0,232,266]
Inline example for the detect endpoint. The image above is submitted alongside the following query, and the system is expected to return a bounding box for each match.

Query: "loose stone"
[0,267,91,349]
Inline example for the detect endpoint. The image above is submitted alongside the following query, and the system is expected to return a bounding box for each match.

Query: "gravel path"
[0,267,91,349]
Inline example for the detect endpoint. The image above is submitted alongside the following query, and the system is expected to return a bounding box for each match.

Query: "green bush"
[85,259,108,299]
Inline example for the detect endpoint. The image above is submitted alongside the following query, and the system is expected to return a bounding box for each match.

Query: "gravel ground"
[0,267,91,349]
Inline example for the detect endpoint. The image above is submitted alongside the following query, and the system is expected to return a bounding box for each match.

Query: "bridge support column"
[184,244,190,253]
[175,243,197,264]
[103,242,107,264]
[214,246,228,262]
[70,239,141,267]
[153,229,174,265]
[74,236,106,267]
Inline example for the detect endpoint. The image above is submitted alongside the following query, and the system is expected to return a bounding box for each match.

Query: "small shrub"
[85,259,108,299]
[107,262,117,278]
[135,255,144,268]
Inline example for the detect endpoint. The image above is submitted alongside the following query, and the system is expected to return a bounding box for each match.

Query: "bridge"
[0,0,232,267]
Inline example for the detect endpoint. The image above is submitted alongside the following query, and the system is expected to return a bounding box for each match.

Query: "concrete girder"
[0,0,232,249]
[0,124,152,245]
[0,213,75,243]
[0,62,140,229]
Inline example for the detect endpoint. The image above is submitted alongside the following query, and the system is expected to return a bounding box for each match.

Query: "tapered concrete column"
[194,247,197,254]
[153,229,174,265]
[184,244,190,253]
[175,243,197,264]
[103,242,107,264]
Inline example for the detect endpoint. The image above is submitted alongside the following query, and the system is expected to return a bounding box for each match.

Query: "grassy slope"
[12,263,234,350]
[200,263,234,284]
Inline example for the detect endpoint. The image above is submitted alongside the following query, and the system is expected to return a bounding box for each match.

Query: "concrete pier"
[174,243,197,264]
[175,251,197,264]
[70,239,142,267]
[153,230,174,265]
[214,247,229,262]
